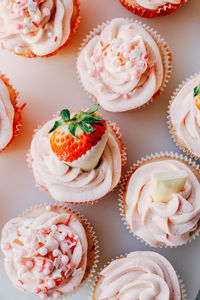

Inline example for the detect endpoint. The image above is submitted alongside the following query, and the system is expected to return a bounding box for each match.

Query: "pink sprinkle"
[16,24,23,30]
[37,266,44,273]
[0,42,4,50]
[38,279,44,285]
[72,286,76,291]
[35,288,41,294]
[3,242,10,250]
[46,262,52,270]
[96,66,103,73]
[123,94,129,100]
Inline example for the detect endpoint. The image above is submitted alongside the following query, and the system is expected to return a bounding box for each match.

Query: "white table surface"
[0,0,200,299]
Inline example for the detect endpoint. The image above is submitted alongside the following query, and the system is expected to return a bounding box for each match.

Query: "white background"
[0,0,200,299]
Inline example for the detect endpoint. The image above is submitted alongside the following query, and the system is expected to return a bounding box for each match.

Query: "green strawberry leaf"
[195,289,200,300]
[86,104,100,114]
[79,121,95,134]
[49,120,64,134]
[84,115,105,123]
[68,122,79,139]
[194,83,200,97]
[60,109,70,122]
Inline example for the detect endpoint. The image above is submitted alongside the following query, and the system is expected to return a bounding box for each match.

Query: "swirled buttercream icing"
[1,207,88,298]
[125,159,200,247]
[30,117,122,203]
[133,0,181,10]
[0,77,14,151]
[0,0,76,56]
[77,18,164,112]
[170,74,200,158]
[93,251,181,300]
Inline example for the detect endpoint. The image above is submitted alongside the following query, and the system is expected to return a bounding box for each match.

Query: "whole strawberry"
[49,105,108,171]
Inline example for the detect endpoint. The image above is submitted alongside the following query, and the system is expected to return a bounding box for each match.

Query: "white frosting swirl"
[133,0,181,10]
[30,118,122,203]
[170,74,200,158]
[125,159,200,247]
[94,251,181,300]
[0,77,14,151]
[77,18,163,112]
[1,208,88,298]
[0,0,75,56]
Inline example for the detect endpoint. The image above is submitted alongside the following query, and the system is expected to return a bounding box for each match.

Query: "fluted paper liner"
[90,252,187,300]
[11,0,80,58]
[119,152,200,248]
[18,203,99,298]
[0,74,25,152]
[167,72,200,160]
[27,114,127,205]
[119,0,187,18]
[76,18,172,112]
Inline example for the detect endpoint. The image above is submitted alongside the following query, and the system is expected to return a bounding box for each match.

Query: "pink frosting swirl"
[1,208,88,298]
[77,18,163,112]
[125,159,200,247]
[94,251,181,300]
[170,74,200,158]
[0,77,14,151]
[0,0,75,56]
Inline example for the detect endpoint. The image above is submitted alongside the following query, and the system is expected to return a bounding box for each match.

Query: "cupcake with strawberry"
[29,104,126,204]
[0,0,80,58]
[168,73,200,160]
[119,0,187,18]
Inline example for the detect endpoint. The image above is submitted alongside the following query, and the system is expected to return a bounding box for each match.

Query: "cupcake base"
[119,0,187,18]
[0,74,24,152]
[119,152,200,248]
[27,120,126,206]
[21,203,99,296]
[12,0,80,58]
[77,18,172,112]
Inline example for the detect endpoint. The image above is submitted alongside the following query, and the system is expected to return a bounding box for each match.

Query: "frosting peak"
[134,0,181,10]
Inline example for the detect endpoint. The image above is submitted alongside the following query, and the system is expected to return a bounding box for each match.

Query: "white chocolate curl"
[0,78,14,151]
[94,251,181,300]
[1,209,88,298]
[0,0,74,56]
[125,159,200,247]
[77,18,163,112]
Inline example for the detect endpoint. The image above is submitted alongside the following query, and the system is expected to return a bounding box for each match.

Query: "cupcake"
[0,74,23,152]
[28,104,126,204]
[119,152,200,247]
[77,18,171,112]
[1,204,98,299]
[0,0,80,58]
[119,0,186,18]
[92,251,183,299]
[169,73,200,160]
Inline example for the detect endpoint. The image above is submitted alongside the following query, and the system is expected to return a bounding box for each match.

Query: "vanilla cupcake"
[77,18,171,112]
[0,0,80,58]
[169,73,200,160]
[92,251,183,300]
[28,104,126,204]
[1,205,98,299]
[119,153,200,247]
[119,0,187,18]
[0,74,23,152]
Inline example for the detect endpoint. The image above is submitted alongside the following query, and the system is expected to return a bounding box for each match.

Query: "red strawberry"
[49,105,107,166]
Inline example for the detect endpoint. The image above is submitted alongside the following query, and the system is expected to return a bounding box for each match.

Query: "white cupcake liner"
[27,118,127,205]
[76,18,172,112]
[167,72,200,161]
[18,203,99,299]
[90,252,187,300]
[118,151,200,248]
